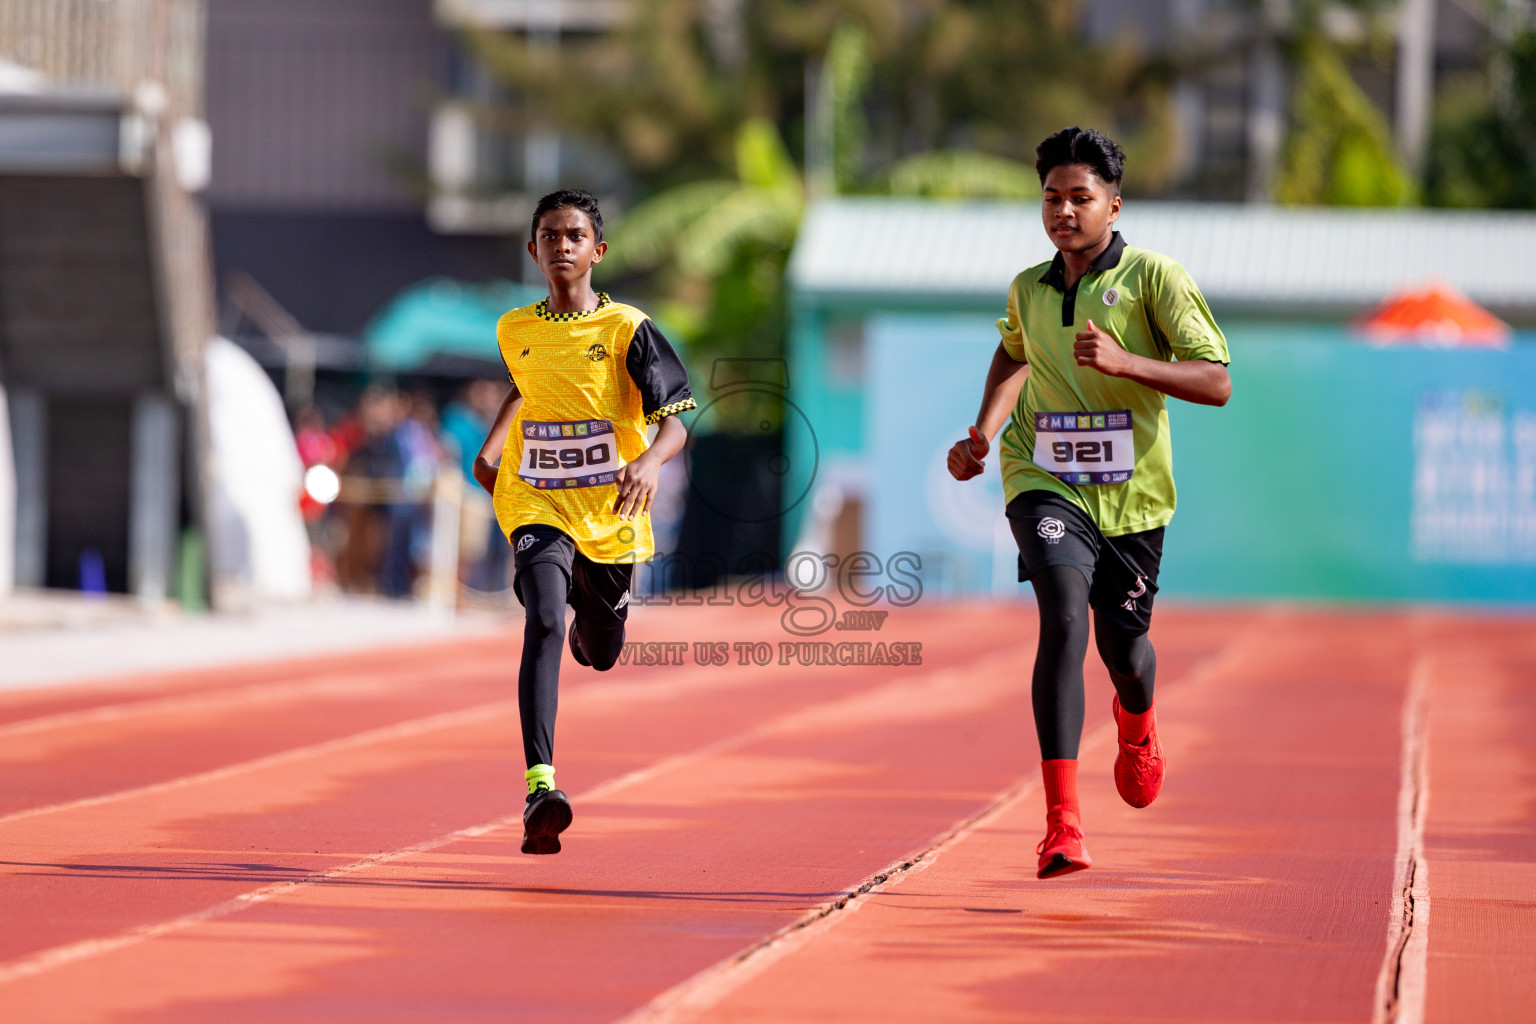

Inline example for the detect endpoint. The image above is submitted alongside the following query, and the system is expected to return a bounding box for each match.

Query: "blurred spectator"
[440,379,501,480]
[294,407,337,469]
[380,393,443,597]
[336,387,403,593]
[398,393,442,501]
[440,379,511,593]
[294,406,338,524]
[329,407,365,468]
[300,383,515,601]
[293,406,340,588]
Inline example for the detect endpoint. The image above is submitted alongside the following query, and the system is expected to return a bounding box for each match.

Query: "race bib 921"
[1031,410,1134,485]
[519,419,623,489]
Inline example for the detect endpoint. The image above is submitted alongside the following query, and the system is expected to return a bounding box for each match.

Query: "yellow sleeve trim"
[646,398,697,425]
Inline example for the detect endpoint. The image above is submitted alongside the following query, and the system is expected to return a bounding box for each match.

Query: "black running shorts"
[511,525,634,635]
[1006,490,1164,636]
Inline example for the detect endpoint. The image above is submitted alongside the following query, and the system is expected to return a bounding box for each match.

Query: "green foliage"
[603,119,801,282]
[1276,36,1414,207]
[459,1,1182,433]
[826,21,871,192]
[883,149,1039,199]
[1425,31,1536,209]
[461,1,1176,196]
[600,119,801,431]
[598,181,739,273]
[872,2,1179,193]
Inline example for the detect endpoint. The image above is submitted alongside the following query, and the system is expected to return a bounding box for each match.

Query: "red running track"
[0,602,1531,1023]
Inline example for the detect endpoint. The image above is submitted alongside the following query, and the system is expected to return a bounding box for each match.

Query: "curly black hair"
[1035,127,1125,194]
[530,188,604,242]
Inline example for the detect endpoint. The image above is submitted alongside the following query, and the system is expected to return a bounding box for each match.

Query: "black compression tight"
[518,562,568,769]
[1095,614,1156,716]
[1029,565,1158,760]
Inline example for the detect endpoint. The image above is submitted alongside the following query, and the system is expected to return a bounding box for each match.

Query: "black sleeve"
[626,319,696,424]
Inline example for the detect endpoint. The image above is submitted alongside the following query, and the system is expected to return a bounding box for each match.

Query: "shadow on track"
[0,860,843,905]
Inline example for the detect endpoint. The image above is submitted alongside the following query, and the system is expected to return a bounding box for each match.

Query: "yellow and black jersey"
[492,293,695,563]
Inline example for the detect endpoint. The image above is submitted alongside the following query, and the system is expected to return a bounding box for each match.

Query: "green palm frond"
[602,180,739,274]
[607,120,803,280]
[885,150,1039,199]
[735,119,800,191]
[1276,37,1414,206]
[676,186,801,277]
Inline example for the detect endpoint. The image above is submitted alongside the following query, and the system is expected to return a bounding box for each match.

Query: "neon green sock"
[525,764,556,795]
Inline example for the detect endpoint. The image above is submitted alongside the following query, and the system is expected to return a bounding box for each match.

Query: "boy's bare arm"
[472,383,523,496]
[614,414,687,521]
[1072,320,1231,406]
[947,343,1029,481]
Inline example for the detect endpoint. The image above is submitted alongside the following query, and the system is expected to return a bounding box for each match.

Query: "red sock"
[1041,759,1080,823]
[1118,702,1155,746]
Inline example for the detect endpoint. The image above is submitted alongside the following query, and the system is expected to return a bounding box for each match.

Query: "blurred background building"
[0,0,212,605]
[3,0,1535,611]
[205,0,508,338]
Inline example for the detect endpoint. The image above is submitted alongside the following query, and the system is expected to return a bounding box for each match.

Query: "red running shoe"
[1036,806,1091,879]
[1112,695,1165,808]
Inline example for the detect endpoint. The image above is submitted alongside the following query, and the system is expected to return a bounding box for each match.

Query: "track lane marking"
[0,646,1032,987]
[615,617,1274,1024]
[0,700,517,829]
[0,618,989,740]
[1374,655,1430,1024]
[0,668,487,742]
[0,656,850,823]
[0,641,525,739]
[0,620,1027,825]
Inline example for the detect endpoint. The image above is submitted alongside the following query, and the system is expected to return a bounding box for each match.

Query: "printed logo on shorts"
[615,591,631,611]
[1102,288,1120,307]
[1121,574,1147,611]
[1037,517,1066,544]
[515,534,537,553]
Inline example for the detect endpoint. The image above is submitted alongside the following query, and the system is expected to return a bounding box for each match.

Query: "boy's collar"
[535,292,612,322]
[1039,232,1126,292]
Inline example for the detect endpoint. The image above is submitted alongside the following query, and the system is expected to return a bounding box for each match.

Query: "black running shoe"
[567,624,591,667]
[522,785,573,855]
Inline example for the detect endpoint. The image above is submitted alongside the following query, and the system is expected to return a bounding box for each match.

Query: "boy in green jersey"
[947,127,1231,879]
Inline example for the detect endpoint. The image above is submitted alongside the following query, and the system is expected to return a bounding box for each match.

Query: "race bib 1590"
[1031,410,1133,485]
[519,419,623,489]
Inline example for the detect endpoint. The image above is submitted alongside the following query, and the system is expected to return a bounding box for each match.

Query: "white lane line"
[0,648,1024,986]
[1374,656,1431,1024]
[0,700,516,829]
[0,813,520,986]
[0,648,827,825]
[617,621,1269,1024]
[0,605,502,692]
[0,670,442,741]
[612,760,1054,1024]
[0,624,1005,828]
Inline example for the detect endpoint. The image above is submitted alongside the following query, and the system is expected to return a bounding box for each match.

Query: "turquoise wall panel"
[861,316,1536,603]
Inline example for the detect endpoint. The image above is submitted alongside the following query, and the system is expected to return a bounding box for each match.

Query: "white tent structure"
[204,337,311,606]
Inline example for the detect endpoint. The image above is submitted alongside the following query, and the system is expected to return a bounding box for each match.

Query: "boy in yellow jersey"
[472,189,695,855]
[947,128,1231,879]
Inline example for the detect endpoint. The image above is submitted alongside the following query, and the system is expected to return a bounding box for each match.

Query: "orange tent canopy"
[1356,281,1511,348]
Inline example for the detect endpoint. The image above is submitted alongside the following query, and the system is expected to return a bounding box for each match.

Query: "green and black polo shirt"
[996,232,1229,536]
